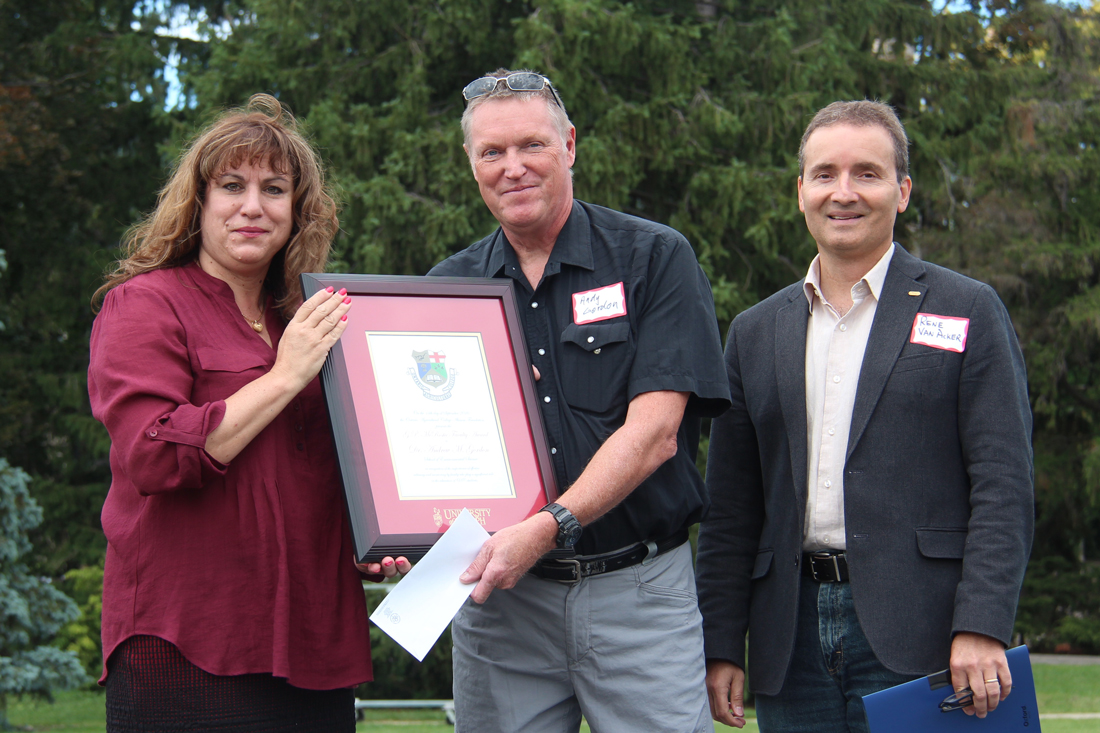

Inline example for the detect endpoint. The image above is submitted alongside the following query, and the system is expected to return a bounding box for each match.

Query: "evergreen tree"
[0,0,182,573]
[0,458,86,729]
[180,0,1100,566]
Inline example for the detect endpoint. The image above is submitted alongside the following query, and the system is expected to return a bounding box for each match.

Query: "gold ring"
[985,678,999,684]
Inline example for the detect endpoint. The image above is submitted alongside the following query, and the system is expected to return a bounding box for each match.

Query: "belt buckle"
[808,554,824,581]
[554,558,582,584]
[809,552,840,582]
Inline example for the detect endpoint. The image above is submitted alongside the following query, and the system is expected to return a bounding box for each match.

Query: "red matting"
[340,293,548,536]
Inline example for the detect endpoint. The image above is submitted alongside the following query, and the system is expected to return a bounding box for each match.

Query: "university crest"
[409,349,457,401]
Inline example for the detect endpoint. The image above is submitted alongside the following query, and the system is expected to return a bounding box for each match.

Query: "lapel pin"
[908,291,921,296]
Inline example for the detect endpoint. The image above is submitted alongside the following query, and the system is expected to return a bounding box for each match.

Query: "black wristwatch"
[539,503,583,549]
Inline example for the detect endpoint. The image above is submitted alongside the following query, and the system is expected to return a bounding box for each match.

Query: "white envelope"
[369,508,489,661]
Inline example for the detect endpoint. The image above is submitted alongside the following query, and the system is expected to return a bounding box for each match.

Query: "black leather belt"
[529,529,689,583]
[803,551,849,582]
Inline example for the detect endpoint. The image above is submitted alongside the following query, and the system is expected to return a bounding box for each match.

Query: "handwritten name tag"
[573,283,627,325]
[910,312,969,353]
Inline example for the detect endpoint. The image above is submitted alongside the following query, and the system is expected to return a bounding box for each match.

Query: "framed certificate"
[300,274,559,562]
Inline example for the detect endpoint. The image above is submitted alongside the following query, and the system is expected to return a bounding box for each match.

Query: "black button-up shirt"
[430,200,730,554]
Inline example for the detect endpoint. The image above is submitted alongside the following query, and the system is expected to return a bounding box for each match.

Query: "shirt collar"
[803,243,896,312]
[486,200,595,278]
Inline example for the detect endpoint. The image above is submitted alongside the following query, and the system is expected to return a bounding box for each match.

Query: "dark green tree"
[0,0,183,573]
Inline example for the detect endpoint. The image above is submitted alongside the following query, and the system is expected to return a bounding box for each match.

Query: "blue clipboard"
[863,646,1040,731]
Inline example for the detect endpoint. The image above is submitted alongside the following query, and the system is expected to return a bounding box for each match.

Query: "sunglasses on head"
[462,72,565,110]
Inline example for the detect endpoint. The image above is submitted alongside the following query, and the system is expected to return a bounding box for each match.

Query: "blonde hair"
[460,68,573,149]
[93,94,338,319]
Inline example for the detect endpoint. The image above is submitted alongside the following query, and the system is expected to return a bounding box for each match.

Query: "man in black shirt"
[430,68,730,733]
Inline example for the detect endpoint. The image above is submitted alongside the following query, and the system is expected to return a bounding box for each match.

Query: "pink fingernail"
[341,315,348,322]
[343,297,352,304]
[338,288,347,296]
[325,286,334,293]
[383,559,393,566]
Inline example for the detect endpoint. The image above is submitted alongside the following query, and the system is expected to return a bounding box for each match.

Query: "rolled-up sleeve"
[89,282,228,495]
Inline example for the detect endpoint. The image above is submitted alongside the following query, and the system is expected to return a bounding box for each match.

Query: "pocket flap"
[916,528,968,559]
[197,347,268,373]
[751,549,774,579]
[893,351,945,373]
[560,321,630,352]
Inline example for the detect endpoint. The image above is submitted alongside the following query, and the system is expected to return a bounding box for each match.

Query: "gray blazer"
[695,245,1034,696]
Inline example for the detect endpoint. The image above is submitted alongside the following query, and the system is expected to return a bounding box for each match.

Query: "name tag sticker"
[572,283,627,325]
[910,313,969,353]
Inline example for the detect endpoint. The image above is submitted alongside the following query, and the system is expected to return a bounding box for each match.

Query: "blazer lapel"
[847,247,928,460]
[775,287,810,511]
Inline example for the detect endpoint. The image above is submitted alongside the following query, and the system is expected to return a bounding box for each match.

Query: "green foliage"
[0,458,87,728]
[1015,556,1100,654]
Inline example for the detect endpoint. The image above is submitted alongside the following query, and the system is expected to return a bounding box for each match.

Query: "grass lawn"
[5,663,1098,732]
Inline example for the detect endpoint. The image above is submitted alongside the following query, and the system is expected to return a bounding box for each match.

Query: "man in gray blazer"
[695,100,1034,732]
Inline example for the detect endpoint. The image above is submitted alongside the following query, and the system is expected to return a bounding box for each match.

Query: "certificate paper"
[369,509,489,661]
[366,332,516,500]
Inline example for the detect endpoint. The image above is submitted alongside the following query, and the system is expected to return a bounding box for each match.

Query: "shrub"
[54,565,105,688]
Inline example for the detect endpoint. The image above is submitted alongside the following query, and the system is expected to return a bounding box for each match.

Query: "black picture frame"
[300,273,559,562]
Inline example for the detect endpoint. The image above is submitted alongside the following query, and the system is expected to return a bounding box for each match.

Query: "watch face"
[544,503,582,548]
[562,523,582,547]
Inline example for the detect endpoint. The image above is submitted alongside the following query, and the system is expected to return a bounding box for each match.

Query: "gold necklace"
[242,298,266,333]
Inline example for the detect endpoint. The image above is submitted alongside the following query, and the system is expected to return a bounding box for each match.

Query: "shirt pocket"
[558,321,633,413]
[194,347,270,401]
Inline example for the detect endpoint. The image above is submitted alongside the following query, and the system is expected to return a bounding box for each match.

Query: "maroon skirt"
[105,635,355,732]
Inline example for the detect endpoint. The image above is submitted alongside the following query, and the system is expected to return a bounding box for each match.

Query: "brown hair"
[798,100,910,183]
[93,93,338,319]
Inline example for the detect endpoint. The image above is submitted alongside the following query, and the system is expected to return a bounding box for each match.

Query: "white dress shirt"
[802,244,895,551]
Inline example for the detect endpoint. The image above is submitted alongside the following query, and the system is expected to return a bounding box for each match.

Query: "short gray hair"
[460,68,574,149]
[798,100,910,183]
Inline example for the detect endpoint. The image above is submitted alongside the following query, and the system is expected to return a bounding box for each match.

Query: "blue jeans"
[755,576,918,733]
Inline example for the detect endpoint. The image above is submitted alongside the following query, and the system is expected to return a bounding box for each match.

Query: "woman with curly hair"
[90,94,407,732]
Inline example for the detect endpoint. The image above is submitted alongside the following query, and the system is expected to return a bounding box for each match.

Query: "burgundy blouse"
[88,264,373,690]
